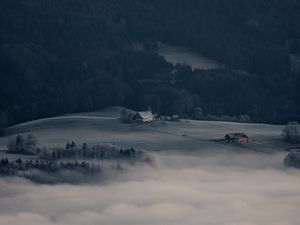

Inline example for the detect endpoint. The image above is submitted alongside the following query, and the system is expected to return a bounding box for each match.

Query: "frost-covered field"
[0,107,285,153]
[1,108,299,225]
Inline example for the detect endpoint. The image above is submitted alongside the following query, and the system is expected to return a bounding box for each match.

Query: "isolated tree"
[81,142,88,158]
[66,142,71,150]
[15,134,25,152]
[52,151,57,159]
[70,141,76,149]
[25,134,39,154]
[82,143,88,151]
[282,121,300,143]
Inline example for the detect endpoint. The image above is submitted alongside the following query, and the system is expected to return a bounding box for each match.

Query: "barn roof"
[137,111,154,119]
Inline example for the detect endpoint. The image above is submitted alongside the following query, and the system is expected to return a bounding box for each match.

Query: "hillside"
[0,108,287,154]
[2,108,300,225]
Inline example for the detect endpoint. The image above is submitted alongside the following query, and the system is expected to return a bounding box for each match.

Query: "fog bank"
[1,152,299,225]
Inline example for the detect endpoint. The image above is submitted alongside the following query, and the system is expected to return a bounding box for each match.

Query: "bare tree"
[282,121,300,143]
[25,134,39,154]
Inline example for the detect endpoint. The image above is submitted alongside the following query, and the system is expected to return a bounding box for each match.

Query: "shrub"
[282,121,300,143]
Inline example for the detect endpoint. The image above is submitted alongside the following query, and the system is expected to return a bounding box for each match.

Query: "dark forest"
[1,0,300,132]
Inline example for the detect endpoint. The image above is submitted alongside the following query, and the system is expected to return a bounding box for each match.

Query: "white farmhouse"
[134,111,154,123]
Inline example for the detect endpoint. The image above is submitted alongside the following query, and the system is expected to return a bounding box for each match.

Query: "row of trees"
[5,134,153,165]
[0,158,101,177]
[41,142,145,161]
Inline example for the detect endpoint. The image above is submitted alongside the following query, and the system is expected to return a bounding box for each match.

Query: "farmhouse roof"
[137,111,154,119]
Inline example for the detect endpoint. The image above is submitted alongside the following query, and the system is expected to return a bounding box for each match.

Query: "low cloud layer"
[1,152,300,225]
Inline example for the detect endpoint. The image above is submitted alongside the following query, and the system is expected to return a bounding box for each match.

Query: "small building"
[134,111,154,123]
[225,133,249,144]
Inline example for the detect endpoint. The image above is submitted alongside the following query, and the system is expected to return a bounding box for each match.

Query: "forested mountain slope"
[0,0,300,132]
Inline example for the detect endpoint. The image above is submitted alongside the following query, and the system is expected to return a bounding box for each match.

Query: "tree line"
[0,158,102,176]
[41,141,147,162]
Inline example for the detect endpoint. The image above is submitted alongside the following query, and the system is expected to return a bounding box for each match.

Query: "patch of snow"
[157,44,224,70]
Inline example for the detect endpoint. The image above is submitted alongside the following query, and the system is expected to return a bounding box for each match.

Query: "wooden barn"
[225,133,249,144]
